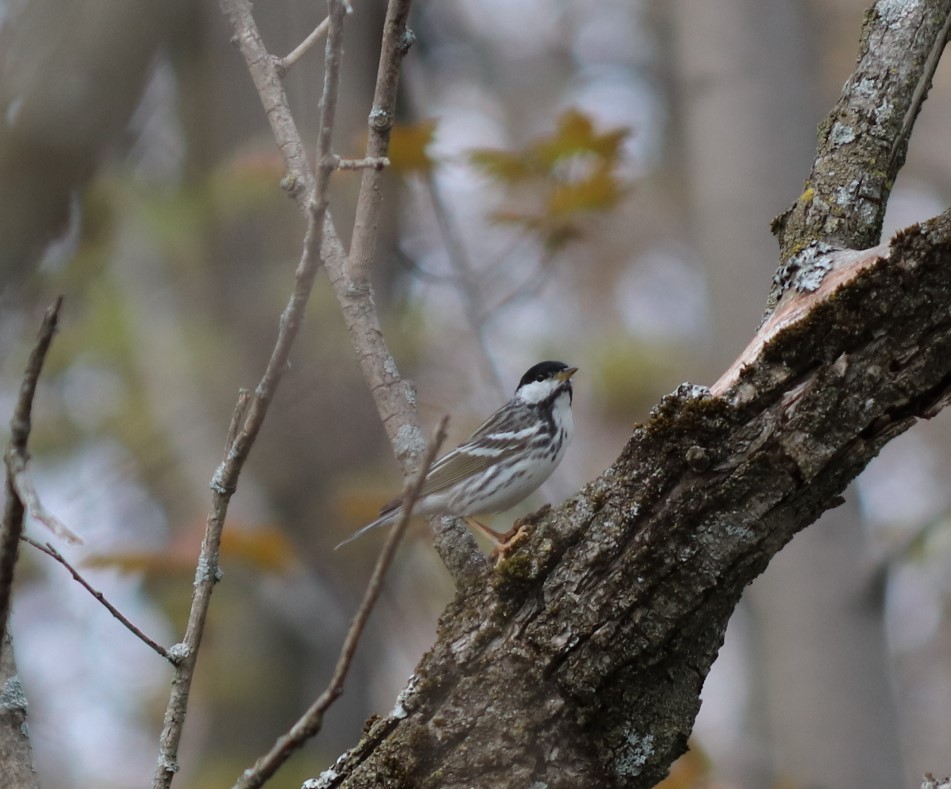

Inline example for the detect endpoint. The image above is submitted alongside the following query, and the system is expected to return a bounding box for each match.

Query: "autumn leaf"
[469,148,533,183]
[84,521,298,577]
[547,163,628,217]
[533,107,629,166]
[388,119,438,174]
[468,108,632,250]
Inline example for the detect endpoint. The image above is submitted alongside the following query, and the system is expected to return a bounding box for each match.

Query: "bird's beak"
[557,367,579,382]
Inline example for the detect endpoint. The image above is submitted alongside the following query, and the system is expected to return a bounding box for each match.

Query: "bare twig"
[20,536,171,661]
[8,465,82,545]
[335,0,486,580]
[225,388,251,453]
[333,155,390,171]
[232,416,449,789]
[218,0,316,202]
[275,0,358,75]
[219,0,486,584]
[0,297,62,658]
[150,4,349,786]
[325,0,425,470]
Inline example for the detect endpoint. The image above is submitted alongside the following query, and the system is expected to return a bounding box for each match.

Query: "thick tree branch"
[0,630,38,789]
[306,2,951,786]
[323,206,951,789]
[769,0,951,307]
[0,297,62,657]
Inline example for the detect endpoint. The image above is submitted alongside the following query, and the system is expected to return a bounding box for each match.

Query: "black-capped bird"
[335,361,578,549]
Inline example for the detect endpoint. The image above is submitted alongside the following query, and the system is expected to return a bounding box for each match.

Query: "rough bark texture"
[320,213,951,787]
[771,0,951,263]
[307,3,951,785]
[0,630,39,789]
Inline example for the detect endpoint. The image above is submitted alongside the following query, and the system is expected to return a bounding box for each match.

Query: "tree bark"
[0,630,39,789]
[317,2,951,785]
[671,2,905,784]
[321,217,951,788]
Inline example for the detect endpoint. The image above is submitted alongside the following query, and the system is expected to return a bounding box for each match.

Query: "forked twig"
[275,0,358,75]
[232,416,449,789]
[8,465,82,545]
[20,535,171,661]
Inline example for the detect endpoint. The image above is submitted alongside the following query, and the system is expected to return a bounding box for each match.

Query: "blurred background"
[2,0,951,787]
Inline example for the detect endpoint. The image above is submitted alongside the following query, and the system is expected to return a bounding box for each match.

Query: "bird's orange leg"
[465,517,505,544]
[466,517,531,561]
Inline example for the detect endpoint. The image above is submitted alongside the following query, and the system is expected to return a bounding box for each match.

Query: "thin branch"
[150,4,349,786]
[219,0,486,584]
[336,0,486,580]
[233,416,449,789]
[327,0,426,471]
[218,0,316,202]
[0,296,62,659]
[274,0,358,75]
[8,464,82,545]
[333,155,390,171]
[20,536,171,662]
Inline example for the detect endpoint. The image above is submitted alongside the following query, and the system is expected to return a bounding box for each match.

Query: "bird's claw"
[491,521,531,562]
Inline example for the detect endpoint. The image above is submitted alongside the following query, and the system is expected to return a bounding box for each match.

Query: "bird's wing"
[417,447,497,496]
[418,429,524,497]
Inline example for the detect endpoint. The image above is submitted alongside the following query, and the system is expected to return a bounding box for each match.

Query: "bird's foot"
[491,519,532,562]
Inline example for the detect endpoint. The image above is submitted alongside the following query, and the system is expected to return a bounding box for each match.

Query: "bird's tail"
[333,509,397,550]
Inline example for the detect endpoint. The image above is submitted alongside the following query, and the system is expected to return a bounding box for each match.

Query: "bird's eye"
[536,373,545,382]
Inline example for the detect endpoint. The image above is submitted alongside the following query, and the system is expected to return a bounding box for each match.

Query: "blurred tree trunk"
[670,1,904,786]
[0,0,190,283]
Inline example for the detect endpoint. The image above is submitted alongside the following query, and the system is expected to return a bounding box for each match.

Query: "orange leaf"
[388,119,438,174]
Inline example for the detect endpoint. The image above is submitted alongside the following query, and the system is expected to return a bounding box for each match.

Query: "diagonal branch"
[770,0,951,296]
[150,3,349,786]
[323,208,951,789]
[20,536,170,661]
[312,2,951,786]
[0,296,63,658]
[218,0,486,585]
[8,465,81,546]
[274,1,360,77]
[233,416,449,789]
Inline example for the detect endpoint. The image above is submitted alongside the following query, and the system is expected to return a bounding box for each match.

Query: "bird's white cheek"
[516,379,558,405]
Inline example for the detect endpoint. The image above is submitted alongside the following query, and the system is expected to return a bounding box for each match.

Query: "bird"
[335,360,578,550]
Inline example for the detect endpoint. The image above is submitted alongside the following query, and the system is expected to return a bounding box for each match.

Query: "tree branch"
[274,1,361,76]
[323,206,951,789]
[305,2,951,785]
[150,3,348,784]
[233,416,449,789]
[769,0,951,306]
[219,0,486,584]
[0,629,38,789]
[0,297,63,659]
[20,536,171,661]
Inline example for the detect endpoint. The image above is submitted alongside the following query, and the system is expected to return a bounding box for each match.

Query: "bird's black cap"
[517,361,577,390]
